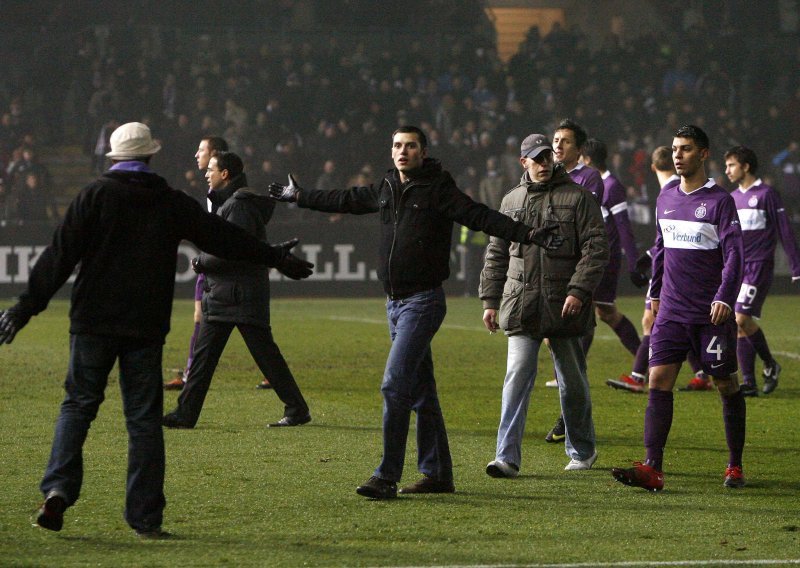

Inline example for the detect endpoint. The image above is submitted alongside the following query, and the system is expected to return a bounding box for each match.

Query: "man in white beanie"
[0,122,313,538]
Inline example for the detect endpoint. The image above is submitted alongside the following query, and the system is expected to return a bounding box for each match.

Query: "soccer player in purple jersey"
[581,138,645,356]
[725,145,800,396]
[543,119,605,443]
[607,146,708,393]
[612,125,747,491]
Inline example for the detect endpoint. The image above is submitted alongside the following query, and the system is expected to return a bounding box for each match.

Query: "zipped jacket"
[479,166,608,337]
[199,182,276,327]
[297,158,533,298]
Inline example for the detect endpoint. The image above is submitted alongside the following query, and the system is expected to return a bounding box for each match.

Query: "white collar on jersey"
[679,178,715,196]
[737,178,763,193]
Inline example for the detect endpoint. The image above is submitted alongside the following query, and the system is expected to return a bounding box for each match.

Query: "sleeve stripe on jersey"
[610,202,628,215]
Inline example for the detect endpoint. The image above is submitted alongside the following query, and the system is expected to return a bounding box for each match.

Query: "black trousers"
[174,320,309,426]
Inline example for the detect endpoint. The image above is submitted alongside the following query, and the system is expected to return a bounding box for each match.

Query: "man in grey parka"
[480,133,608,477]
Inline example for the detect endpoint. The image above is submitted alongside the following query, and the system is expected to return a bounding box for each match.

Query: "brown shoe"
[399,475,455,494]
[163,376,185,391]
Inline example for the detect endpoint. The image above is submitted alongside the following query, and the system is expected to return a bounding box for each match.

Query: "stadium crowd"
[2,4,800,225]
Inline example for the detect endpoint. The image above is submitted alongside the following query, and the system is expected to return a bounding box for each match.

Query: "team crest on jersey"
[694,203,707,219]
[748,196,758,207]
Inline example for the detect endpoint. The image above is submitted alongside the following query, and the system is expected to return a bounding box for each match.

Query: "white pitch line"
[774,350,800,360]
[372,559,800,568]
[327,317,800,353]
[327,316,617,336]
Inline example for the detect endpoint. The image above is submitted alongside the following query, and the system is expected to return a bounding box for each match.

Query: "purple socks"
[644,389,674,471]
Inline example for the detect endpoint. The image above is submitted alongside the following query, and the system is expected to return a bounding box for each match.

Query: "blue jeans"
[375,287,450,482]
[495,334,595,467]
[40,334,166,532]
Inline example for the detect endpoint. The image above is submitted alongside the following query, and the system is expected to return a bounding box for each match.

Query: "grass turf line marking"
[376,559,800,568]
[327,316,621,335]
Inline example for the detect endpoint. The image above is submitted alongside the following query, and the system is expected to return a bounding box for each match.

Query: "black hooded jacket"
[16,169,285,341]
[297,158,532,298]
[199,175,276,326]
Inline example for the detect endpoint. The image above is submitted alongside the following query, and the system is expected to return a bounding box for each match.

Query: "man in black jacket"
[269,125,563,499]
[0,123,313,537]
[163,152,310,429]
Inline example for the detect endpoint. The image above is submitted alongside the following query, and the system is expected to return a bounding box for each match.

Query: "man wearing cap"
[0,122,313,537]
[481,133,608,478]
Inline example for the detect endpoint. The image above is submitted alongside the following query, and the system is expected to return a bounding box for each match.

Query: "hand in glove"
[527,223,565,251]
[191,257,205,274]
[269,174,301,202]
[273,238,314,280]
[629,270,649,288]
[634,251,652,275]
[0,306,30,345]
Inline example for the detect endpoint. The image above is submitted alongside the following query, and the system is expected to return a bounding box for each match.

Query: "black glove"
[269,174,301,202]
[0,306,30,345]
[273,238,314,280]
[526,223,565,251]
[629,270,649,288]
[634,251,652,275]
[191,256,205,274]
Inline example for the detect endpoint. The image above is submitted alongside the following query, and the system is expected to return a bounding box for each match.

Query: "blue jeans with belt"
[375,287,451,482]
[40,334,166,532]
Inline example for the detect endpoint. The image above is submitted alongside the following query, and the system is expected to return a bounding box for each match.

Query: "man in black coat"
[269,125,563,499]
[0,123,313,538]
[163,152,310,429]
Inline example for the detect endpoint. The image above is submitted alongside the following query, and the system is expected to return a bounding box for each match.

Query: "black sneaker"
[762,361,781,394]
[136,528,173,539]
[399,475,455,494]
[545,415,566,443]
[739,383,759,397]
[356,476,397,499]
[162,413,194,429]
[35,490,67,531]
[267,414,311,427]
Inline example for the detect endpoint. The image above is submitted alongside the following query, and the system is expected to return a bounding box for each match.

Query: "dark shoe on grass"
[136,527,173,539]
[162,413,194,429]
[399,475,455,494]
[545,415,566,443]
[762,361,780,394]
[356,476,397,499]
[35,490,67,531]
[268,414,311,427]
[256,378,273,390]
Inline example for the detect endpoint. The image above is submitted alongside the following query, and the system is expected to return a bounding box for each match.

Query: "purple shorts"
[593,264,619,305]
[194,273,205,301]
[734,261,773,319]
[649,317,738,376]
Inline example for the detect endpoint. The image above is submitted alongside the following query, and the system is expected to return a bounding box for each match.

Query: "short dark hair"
[651,146,674,173]
[392,125,428,150]
[724,145,758,176]
[556,118,588,149]
[674,124,710,150]
[582,138,607,170]
[203,136,229,155]
[214,151,244,179]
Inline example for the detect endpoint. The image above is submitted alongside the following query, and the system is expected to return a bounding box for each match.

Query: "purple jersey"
[568,163,604,204]
[601,171,639,270]
[731,178,800,277]
[650,179,744,324]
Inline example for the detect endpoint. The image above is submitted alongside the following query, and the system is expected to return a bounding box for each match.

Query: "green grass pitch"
[1,296,798,567]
